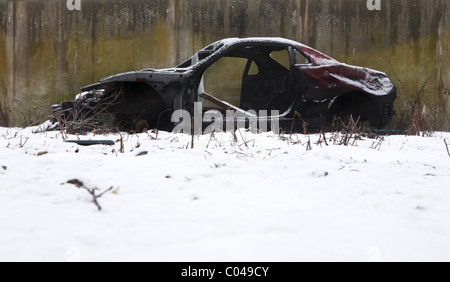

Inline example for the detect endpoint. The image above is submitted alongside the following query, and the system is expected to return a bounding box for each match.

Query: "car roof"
[202,37,337,66]
[214,37,306,48]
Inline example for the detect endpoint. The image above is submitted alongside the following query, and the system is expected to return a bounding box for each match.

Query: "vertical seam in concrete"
[12,1,16,109]
[91,5,96,82]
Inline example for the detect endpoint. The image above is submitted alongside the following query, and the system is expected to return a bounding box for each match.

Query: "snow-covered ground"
[1,123,449,262]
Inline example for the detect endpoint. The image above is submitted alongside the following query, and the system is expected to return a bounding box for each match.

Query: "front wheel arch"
[326,92,381,128]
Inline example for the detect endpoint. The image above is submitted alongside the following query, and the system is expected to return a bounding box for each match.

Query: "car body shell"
[53,37,397,133]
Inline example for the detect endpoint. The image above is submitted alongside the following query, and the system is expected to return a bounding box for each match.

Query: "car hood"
[299,63,396,97]
[101,68,192,84]
[81,68,192,92]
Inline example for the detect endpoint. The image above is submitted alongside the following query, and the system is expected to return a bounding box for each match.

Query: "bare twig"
[289,111,308,137]
[240,139,255,148]
[233,150,253,158]
[237,128,248,148]
[408,106,434,137]
[232,120,238,143]
[55,111,68,139]
[399,140,408,151]
[146,131,157,141]
[444,139,450,157]
[155,108,171,139]
[306,136,312,151]
[66,179,113,211]
[370,137,385,150]
[206,128,216,149]
[322,131,328,146]
[116,128,124,153]
[96,186,115,198]
[17,136,29,148]
[334,115,364,146]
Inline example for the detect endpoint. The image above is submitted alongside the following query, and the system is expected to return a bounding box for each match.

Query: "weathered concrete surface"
[0,0,448,129]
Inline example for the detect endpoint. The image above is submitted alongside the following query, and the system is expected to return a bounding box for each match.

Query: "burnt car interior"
[197,45,303,116]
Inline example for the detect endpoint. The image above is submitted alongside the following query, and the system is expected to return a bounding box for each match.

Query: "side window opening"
[269,49,291,71]
[200,57,248,110]
[177,43,224,68]
[248,61,259,76]
[294,49,311,65]
[198,46,294,116]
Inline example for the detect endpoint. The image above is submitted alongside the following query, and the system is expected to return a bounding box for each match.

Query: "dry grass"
[66,179,113,211]
[408,106,434,137]
[392,74,449,132]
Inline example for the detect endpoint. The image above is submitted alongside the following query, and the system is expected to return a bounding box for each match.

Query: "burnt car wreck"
[51,37,397,134]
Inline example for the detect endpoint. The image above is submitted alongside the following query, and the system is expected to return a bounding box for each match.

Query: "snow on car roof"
[216,37,338,66]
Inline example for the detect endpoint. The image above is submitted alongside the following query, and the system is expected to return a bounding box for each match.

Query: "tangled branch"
[66,179,113,211]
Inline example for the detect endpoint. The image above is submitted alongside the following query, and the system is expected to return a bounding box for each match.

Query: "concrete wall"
[0,0,448,129]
